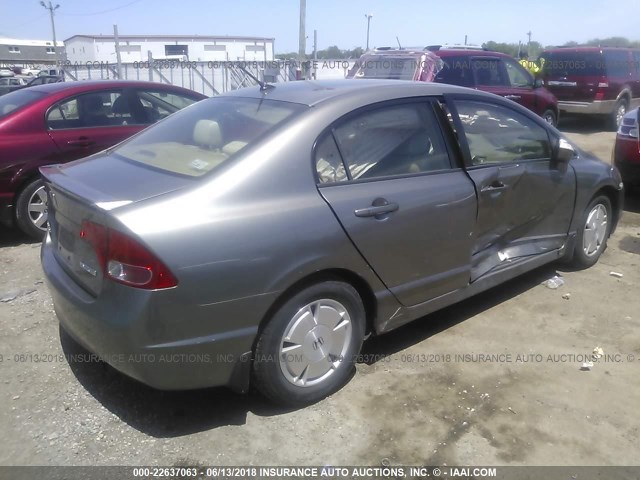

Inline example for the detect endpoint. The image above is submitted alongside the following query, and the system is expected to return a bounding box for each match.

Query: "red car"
[0,80,206,238]
[432,48,559,126]
[613,107,640,190]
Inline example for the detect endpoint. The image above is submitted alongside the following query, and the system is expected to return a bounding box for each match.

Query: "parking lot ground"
[0,124,639,467]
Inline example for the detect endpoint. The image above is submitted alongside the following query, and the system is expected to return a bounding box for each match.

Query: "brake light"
[595,77,608,101]
[79,220,177,289]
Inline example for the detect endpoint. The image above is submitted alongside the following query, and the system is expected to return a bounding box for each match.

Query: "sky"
[1,0,639,53]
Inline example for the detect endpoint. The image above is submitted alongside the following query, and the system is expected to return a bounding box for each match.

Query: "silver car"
[41,80,623,406]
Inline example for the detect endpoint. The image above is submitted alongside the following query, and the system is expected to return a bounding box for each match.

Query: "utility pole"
[313,29,317,80]
[113,24,123,78]
[40,1,61,71]
[526,31,532,54]
[298,0,306,79]
[365,14,373,51]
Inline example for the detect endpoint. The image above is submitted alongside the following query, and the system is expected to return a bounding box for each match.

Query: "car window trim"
[442,93,554,169]
[312,96,458,186]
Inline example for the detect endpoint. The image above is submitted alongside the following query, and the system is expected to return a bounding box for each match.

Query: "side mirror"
[556,138,575,164]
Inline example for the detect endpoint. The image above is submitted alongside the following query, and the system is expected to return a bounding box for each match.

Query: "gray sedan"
[40,80,623,406]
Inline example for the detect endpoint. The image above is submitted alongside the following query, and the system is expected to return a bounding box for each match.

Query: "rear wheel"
[542,109,557,127]
[15,178,48,240]
[571,195,612,268]
[609,99,627,131]
[253,281,365,406]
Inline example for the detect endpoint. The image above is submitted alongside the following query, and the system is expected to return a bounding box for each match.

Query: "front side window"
[114,97,306,177]
[324,102,451,181]
[136,90,200,121]
[504,58,533,87]
[453,100,551,166]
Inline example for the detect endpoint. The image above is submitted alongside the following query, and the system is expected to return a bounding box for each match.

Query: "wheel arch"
[251,268,378,354]
[594,185,621,234]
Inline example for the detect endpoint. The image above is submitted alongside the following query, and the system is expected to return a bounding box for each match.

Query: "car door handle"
[67,138,95,147]
[504,95,521,100]
[354,202,399,218]
[481,181,508,192]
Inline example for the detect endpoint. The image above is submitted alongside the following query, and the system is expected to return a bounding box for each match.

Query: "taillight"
[617,117,639,139]
[79,220,178,289]
[595,77,608,101]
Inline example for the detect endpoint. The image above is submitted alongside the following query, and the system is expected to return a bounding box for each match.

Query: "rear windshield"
[0,89,47,118]
[539,51,606,76]
[354,56,421,80]
[114,96,306,177]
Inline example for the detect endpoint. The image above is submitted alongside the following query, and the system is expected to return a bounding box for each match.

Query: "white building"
[64,34,275,64]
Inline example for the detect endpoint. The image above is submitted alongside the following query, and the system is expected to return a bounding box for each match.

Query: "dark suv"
[432,48,559,126]
[539,47,640,129]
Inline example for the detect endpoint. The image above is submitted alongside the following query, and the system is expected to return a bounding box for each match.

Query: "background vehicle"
[0,80,206,239]
[433,48,559,126]
[0,68,15,77]
[41,80,622,406]
[0,76,27,96]
[539,47,640,129]
[352,47,443,81]
[613,107,640,189]
[24,75,63,87]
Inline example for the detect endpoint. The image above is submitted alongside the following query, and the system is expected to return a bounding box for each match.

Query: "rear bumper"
[558,100,615,115]
[41,235,263,392]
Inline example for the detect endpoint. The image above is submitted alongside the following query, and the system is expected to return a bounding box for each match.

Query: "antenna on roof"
[396,36,402,49]
[237,64,275,92]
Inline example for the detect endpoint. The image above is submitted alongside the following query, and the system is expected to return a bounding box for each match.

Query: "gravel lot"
[1,120,639,468]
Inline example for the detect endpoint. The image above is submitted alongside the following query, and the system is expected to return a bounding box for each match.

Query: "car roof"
[435,49,509,58]
[223,79,480,107]
[26,80,202,95]
[542,47,638,53]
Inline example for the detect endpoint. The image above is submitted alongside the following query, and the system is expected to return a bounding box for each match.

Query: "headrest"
[193,119,222,149]
[111,96,129,114]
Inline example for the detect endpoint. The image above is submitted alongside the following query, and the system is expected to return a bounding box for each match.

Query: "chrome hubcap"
[28,185,48,231]
[279,299,352,387]
[583,204,608,257]
[544,113,554,125]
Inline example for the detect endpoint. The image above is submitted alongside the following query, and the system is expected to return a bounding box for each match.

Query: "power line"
[59,0,144,17]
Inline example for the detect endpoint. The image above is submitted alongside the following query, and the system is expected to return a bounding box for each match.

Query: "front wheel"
[252,281,366,406]
[15,178,48,240]
[571,195,612,268]
[541,109,557,127]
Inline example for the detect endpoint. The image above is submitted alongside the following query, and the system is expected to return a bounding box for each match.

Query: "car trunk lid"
[41,153,194,295]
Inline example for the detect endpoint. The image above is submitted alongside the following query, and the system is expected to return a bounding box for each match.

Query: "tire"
[571,195,612,269]
[253,281,366,406]
[541,109,557,127]
[609,99,627,131]
[15,178,48,240]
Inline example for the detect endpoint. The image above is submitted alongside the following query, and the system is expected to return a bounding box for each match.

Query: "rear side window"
[453,100,551,166]
[0,89,46,118]
[435,56,474,87]
[472,59,508,86]
[604,50,631,77]
[324,102,451,181]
